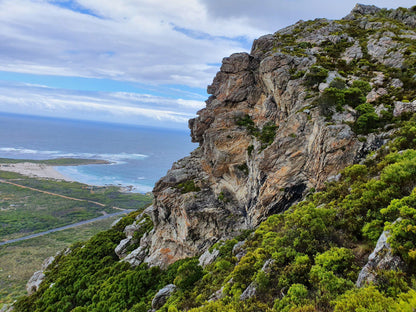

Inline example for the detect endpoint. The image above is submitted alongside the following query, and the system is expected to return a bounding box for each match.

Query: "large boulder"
[151,284,177,310]
[26,256,54,295]
[356,229,405,287]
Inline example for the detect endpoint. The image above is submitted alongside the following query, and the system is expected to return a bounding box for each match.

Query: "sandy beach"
[0,162,74,181]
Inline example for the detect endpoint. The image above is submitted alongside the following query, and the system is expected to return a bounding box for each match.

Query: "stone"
[327,174,341,183]
[208,287,224,302]
[122,246,147,267]
[124,220,143,238]
[240,282,256,301]
[367,35,404,68]
[371,72,385,87]
[356,229,405,287]
[342,41,363,63]
[375,104,388,118]
[199,248,220,268]
[344,4,381,19]
[261,259,275,274]
[0,304,14,312]
[111,217,122,228]
[318,83,329,92]
[115,237,133,259]
[26,271,45,295]
[41,256,55,271]
[391,78,404,89]
[393,101,416,117]
[232,241,247,261]
[26,256,55,295]
[366,88,387,103]
[151,284,177,310]
[332,111,355,123]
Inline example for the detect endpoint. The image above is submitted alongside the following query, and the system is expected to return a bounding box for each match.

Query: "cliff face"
[141,4,416,267]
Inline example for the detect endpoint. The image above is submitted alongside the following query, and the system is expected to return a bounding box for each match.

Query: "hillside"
[10,4,416,312]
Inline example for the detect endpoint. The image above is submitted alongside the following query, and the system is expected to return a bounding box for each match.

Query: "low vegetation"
[0,171,152,240]
[235,115,278,150]
[0,217,119,308]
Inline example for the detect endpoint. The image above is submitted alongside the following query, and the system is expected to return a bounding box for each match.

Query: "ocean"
[0,113,197,193]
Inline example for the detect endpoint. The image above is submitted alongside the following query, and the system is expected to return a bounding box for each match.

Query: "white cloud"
[0,0,249,88]
[200,0,416,33]
[0,81,197,128]
[0,0,413,89]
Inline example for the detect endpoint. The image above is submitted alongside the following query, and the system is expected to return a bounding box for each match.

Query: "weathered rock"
[26,256,54,295]
[356,229,405,287]
[342,41,363,63]
[0,304,14,312]
[261,259,275,274]
[240,282,257,301]
[366,88,387,103]
[394,101,416,117]
[344,4,381,20]
[208,287,224,302]
[199,248,220,268]
[232,241,247,261]
[391,78,404,89]
[124,217,147,237]
[371,72,385,87]
[115,237,133,259]
[367,34,404,68]
[151,284,177,310]
[375,104,388,118]
[26,271,45,295]
[122,246,147,267]
[111,217,122,228]
[41,256,55,270]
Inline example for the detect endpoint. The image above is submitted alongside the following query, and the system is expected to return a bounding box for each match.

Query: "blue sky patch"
[48,0,102,18]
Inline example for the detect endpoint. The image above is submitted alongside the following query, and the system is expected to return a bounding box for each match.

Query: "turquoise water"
[0,113,197,192]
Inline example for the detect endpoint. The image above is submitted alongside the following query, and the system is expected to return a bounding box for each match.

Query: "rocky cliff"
[131,4,416,268]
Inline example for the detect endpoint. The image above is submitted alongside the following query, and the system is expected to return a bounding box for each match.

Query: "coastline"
[0,162,75,181]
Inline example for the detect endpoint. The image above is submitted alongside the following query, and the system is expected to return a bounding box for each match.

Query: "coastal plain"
[0,158,153,307]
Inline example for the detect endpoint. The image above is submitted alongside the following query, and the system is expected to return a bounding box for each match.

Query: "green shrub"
[304,66,329,87]
[317,87,345,116]
[343,87,366,108]
[259,122,278,147]
[351,80,372,94]
[235,115,258,136]
[333,286,398,312]
[176,180,201,193]
[174,259,203,290]
[329,78,347,90]
[354,103,379,134]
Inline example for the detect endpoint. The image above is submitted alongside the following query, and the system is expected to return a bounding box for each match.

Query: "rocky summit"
[136,4,416,267]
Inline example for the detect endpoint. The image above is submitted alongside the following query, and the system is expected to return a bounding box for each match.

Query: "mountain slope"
[144,3,416,267]
[11,4,416,312]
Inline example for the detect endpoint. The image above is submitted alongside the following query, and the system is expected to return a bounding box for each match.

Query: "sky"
[0,0,414,129]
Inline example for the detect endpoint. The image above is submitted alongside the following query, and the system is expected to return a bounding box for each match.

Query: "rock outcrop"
[356,229,405,287]
[151,284,177,311]
[130,5,416,268]
[26,256,55,295]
